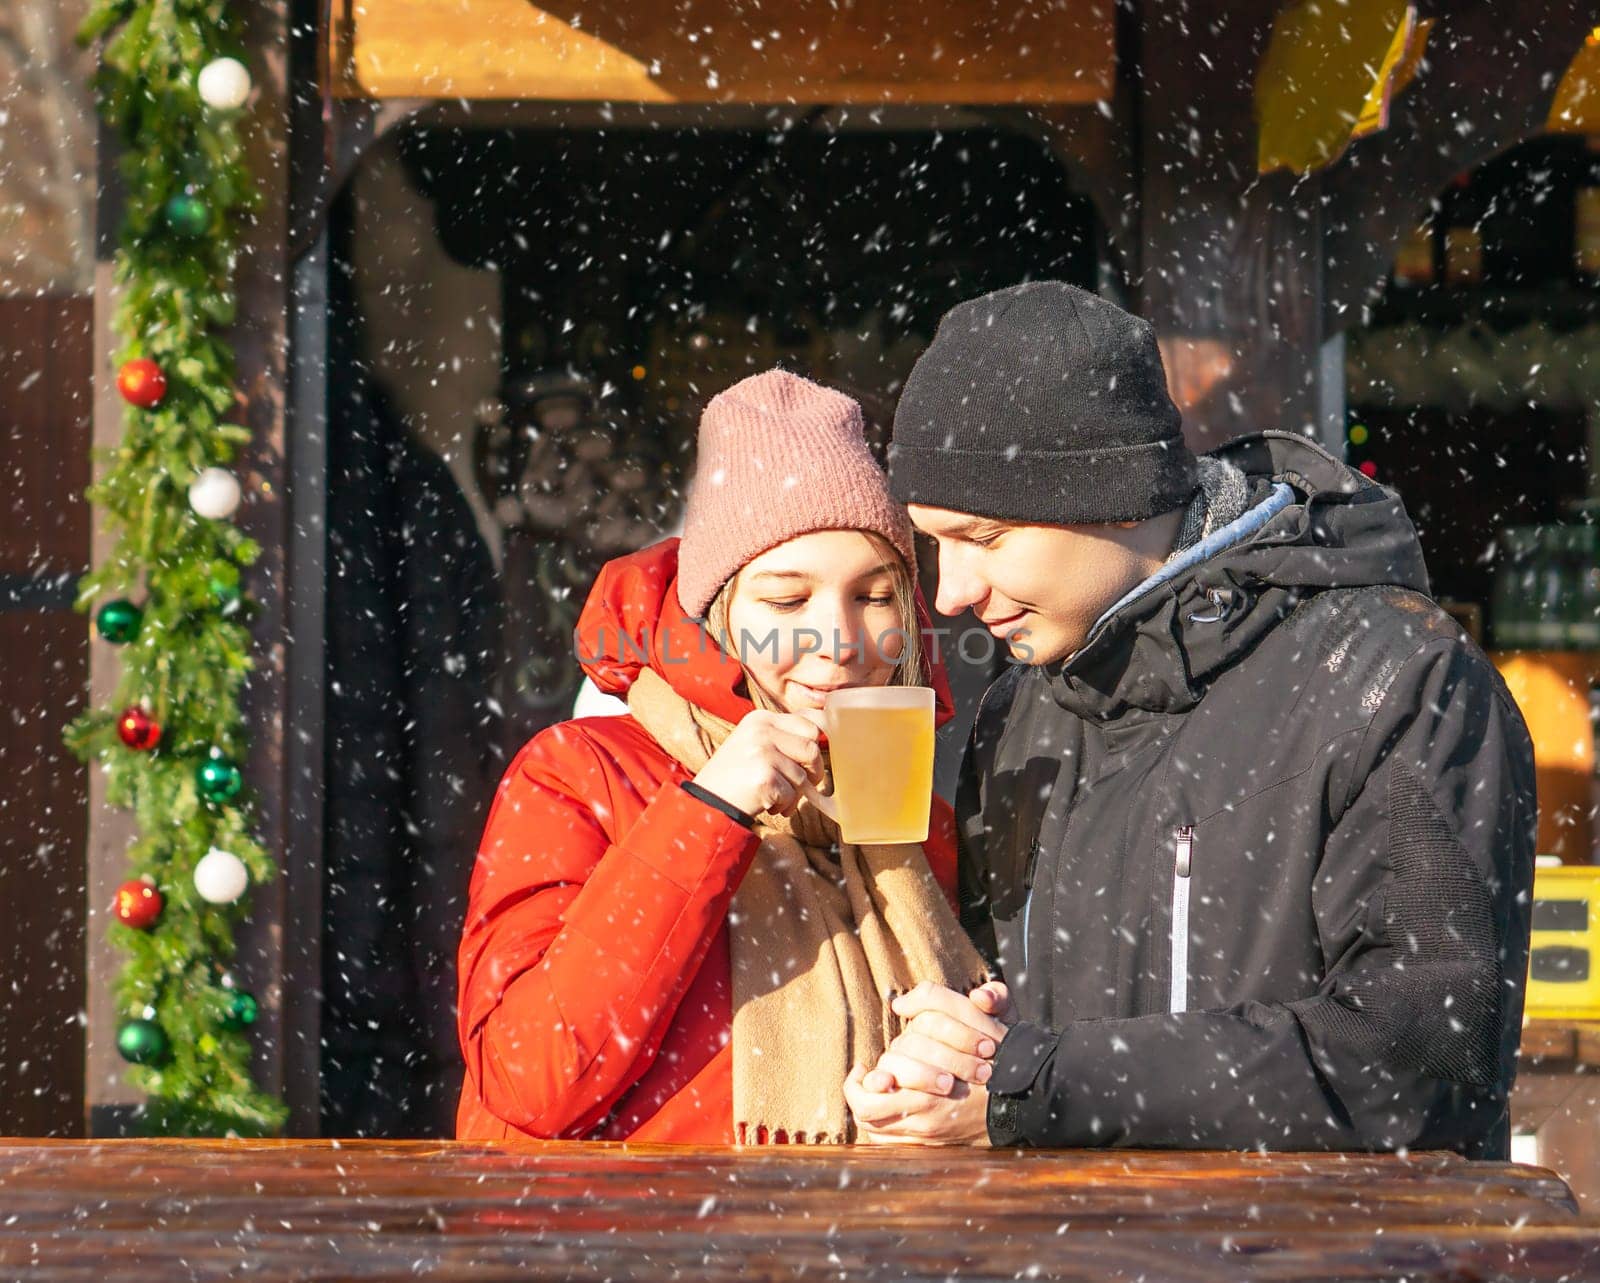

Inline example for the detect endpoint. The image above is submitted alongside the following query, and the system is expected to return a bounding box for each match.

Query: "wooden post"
[1134,2,1326,452]
[85,132,140,1131]
[0,296,92,1137]
[230,0,320,1135]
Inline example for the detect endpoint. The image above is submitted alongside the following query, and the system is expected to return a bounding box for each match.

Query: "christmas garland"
[68,0,285,1135]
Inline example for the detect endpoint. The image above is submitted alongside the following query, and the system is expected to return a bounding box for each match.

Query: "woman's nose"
[809,607,867,666]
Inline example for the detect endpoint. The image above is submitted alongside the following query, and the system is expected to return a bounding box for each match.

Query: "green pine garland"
[68,0,285,1135]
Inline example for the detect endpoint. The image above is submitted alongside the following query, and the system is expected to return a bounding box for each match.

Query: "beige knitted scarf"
[627,668,989,1144]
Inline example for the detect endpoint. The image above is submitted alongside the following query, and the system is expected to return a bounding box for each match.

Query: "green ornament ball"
[209,577,243,615]
[116,1017,169,1065]
[196,755,243,804]
[225,991,259,1029]
[95,599,142,644]
[164,192,211,238]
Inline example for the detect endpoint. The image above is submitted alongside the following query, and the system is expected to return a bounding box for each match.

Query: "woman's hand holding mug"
[692,710,825,818]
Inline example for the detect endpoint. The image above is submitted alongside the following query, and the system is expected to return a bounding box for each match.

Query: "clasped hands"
[843,979,1014,1146]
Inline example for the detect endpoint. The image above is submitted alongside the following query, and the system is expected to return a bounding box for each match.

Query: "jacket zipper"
[1169,826,1194,1015]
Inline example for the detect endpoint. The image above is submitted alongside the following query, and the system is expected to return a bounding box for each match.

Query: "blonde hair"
[704,531,926,710]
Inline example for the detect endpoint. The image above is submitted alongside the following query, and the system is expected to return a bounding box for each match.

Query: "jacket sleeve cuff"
[987,1020,1057,1147]
[989,1015,1207,1147]
[679,780,757,829]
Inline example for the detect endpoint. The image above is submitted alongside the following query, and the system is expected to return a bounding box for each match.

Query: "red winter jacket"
[456,538,959,1143]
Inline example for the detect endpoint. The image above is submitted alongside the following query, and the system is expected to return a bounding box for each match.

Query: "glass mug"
[802,686,936,844]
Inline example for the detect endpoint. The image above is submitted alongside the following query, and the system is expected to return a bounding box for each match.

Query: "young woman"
[456,369,989,1144]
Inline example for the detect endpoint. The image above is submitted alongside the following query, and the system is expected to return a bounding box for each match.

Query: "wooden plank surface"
[1523,1020,1600,1067]
[1516,1021,1600,1211]
[331,0,1115,104]
[0,1140,1595,1281]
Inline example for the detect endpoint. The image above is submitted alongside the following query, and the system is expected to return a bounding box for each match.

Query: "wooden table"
[1,1140,1599,1280]
[1516,1019,1600,1208]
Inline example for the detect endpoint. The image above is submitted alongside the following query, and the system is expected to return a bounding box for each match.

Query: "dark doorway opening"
[320,116,1098,1136]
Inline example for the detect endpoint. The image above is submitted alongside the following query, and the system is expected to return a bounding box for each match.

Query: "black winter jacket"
[965,433,1537,1158]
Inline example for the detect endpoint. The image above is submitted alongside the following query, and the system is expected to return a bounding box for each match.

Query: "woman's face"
[725,530,907,728]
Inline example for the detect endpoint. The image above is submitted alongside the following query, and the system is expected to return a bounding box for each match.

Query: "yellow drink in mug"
[803,687,935,844]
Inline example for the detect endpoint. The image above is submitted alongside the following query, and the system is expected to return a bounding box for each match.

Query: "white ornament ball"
[188,467,242,520]
[194,847,249,905]
[197,57,252,111]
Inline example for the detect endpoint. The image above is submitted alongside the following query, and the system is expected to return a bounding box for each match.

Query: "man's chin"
[1007,634,1072,666]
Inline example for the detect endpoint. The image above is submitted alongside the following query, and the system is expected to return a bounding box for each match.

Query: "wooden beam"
[330,0,1115,105]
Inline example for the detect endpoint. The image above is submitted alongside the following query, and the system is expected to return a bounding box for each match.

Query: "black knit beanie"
[888,282,1199,524]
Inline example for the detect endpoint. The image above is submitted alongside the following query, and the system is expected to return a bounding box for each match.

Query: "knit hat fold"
[678,370,916,619]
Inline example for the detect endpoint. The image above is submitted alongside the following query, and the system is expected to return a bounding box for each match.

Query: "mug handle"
[799,778,839,823]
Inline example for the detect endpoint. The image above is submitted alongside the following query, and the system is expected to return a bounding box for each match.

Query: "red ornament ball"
[112,879,164,930]
[116,358,167,409]
[115,706,161,751]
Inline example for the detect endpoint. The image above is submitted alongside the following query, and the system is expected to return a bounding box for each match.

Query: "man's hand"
[844,1064,991,1146]
[861,980,1014,1095]
[840,980,1016,1145]
[968,979,1016,1025]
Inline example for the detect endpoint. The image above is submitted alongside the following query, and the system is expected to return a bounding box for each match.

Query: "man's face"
[908,504,1180,666]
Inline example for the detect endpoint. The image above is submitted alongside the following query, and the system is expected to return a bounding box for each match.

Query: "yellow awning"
[1254,0,1428,175]
[1548,27,1600,133]
[331,0,1115,104]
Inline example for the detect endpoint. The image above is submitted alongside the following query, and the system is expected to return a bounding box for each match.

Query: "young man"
[842,282,1536,1157]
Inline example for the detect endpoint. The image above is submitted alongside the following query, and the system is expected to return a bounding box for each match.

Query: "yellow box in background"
[1527,864,1600,1020]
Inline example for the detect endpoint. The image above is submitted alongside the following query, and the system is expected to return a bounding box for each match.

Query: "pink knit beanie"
[677,369,918,619]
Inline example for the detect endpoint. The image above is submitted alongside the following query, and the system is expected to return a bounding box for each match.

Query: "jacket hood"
[575,538,957,728]
[1050,432,1432,721]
